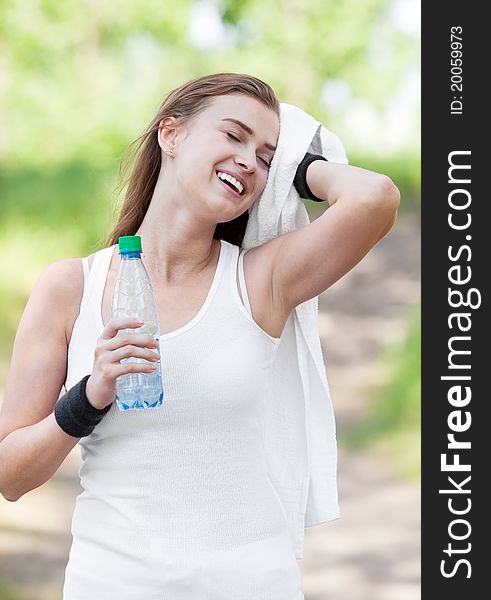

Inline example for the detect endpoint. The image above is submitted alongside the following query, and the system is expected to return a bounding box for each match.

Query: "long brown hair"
[103,73,279,248]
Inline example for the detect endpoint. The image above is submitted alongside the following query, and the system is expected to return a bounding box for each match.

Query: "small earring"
[165,146,175,156]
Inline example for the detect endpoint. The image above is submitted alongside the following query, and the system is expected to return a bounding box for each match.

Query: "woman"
[0,73,400,598]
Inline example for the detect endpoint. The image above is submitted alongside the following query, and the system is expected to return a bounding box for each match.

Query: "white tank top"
[62,239,304,599]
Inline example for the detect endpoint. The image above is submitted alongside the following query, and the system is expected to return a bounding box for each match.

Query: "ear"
[157,116,182,151]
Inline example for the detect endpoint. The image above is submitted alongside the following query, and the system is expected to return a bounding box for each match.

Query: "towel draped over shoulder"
[241,103,349,559]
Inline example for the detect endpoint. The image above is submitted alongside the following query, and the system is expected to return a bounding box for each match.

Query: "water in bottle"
[112,235,164,411]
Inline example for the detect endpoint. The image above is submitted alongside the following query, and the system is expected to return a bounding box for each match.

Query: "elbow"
[1,488,21,502]
[0,468,22,503]
[377,175,401,210]
[360,176,400,242]
[362,175,401,216]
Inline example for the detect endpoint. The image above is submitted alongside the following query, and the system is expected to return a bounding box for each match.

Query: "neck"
[132,169,221,285]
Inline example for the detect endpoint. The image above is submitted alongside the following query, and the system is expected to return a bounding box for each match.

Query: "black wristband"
[293,152,328,202]
[54,375,111,438]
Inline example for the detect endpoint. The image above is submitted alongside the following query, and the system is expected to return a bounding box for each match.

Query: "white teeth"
[217,171,244,194]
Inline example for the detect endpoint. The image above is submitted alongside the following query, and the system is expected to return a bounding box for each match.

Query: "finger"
[103,333,160,352]
[112,361,157,379]
[111,345,160,364]
[101,317,144,340]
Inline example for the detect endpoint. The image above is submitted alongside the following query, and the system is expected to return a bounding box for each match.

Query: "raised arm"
[270,160,400,312]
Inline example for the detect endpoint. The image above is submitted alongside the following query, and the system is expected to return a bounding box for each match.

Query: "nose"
[234,147,256,173]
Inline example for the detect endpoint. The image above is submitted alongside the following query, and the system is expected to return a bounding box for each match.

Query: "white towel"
[242,102,349,560]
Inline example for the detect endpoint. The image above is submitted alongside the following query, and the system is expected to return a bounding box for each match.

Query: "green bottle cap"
[118,235,142,253]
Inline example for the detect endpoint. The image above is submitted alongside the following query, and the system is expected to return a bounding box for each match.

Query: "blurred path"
[0,214,420,600]
[300,213,421,599]
[302,451,420,600]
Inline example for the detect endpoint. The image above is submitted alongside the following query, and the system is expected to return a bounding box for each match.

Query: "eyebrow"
[221,118,277,152]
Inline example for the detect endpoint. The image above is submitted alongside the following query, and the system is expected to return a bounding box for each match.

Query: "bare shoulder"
[37,255,91,344]
[37,257,83,299]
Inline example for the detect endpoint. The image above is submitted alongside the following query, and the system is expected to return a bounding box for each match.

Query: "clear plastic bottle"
[112,235,164,411]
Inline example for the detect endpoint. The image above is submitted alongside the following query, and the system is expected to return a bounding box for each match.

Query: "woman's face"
[161,94,280,223]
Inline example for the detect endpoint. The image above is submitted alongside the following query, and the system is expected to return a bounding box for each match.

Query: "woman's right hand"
[85,317,160,410]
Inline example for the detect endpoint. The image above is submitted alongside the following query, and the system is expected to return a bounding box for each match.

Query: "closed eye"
[227,132,271,168]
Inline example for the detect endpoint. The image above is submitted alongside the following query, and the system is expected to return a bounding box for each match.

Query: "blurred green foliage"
[0,579,22,600]
[341,304,421,481]
[0,161,117,382]
[0,0,419,168]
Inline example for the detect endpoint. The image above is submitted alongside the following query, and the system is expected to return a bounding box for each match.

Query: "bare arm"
[0,259,83,502]
[273,160,401,311]
[0,414,81,502]
[306,159,400,243]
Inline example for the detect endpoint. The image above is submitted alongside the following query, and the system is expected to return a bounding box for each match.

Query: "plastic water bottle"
[112,235,164,411]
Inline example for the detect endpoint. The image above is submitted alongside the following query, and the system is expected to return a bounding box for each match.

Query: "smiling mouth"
[216,171,245,196]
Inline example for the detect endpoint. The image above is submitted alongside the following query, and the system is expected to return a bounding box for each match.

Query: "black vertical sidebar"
[422,3,487,597]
